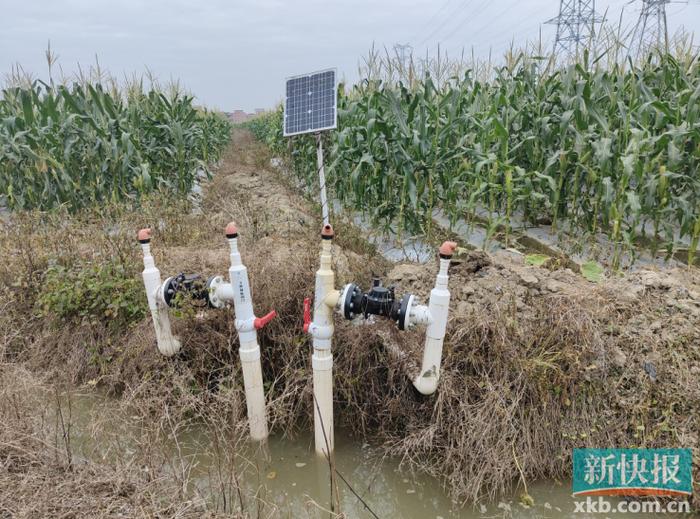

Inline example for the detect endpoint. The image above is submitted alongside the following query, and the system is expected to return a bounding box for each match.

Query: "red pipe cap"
[254,310,277,330]
[321,224,334,240]
[225,221,238,238]
[137,228,152,243]
[439,241,458,258]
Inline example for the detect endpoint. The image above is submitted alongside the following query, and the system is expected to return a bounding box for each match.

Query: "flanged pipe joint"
[338,240,458,395]
[137,224,275,442]
[303,225,457,456]
[339,278,409,328]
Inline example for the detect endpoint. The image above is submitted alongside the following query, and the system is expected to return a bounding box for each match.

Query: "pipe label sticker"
[573,448,692,497]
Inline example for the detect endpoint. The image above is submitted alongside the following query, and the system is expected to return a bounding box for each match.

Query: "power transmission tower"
[394,43,413,72]
[629,0,671,57]
[546,0,602,56]
[393,43,413,82]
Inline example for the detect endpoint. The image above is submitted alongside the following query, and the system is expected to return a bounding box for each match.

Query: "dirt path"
[204,129,314,238]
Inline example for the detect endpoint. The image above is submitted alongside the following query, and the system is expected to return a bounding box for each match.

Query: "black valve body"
[343,278,407,322]
[163,273,210,308]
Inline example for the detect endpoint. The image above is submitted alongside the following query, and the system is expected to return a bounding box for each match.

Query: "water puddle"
[58,391,692,518]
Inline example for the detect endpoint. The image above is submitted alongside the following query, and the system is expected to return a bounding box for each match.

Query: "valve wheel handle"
[303,297,312,333]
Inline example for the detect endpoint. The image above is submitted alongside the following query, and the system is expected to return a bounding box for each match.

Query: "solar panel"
[283,69,337,137]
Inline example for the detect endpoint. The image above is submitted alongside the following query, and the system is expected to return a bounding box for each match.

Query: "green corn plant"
[0,80,231,211]
[249,49,700,267]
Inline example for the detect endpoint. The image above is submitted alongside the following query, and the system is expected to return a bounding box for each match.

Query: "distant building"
[224,108,267,124]
[229,110,251,124]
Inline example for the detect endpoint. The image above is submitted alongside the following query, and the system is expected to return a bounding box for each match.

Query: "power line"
[488,20,550,56]
[408,0,455,42]
[439,0,498,45]
[444,8,546,57]
[439,1,530,59]
[417,0,475,46]
[450,0,522,46]
[545,0,603,56]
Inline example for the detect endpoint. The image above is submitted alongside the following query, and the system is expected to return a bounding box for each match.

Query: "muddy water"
[61,392,690,518]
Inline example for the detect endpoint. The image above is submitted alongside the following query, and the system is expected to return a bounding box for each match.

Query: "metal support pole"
[316,134,330,227]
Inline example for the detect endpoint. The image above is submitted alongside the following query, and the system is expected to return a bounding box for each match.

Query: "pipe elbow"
[157,337,182,357]
[412,370,439,395]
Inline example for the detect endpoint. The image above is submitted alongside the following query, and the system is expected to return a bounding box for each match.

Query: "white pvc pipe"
[138,229,181,357]
[226,223,273,442]
[412,242,456,395]
[207,277,234,308]
[239,339,267,441]
[306,226,340,456]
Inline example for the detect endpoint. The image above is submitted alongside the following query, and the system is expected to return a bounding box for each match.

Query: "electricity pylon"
[546,0,602,56]
[394,43,412,70]
[629,0,671,57]
[393,43,413,82]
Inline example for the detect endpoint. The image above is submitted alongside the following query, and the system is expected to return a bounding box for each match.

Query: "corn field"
[249,52,700,266]
[0,81,231,211]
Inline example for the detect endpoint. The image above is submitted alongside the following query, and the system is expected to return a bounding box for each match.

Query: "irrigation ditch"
[1,129,699,517]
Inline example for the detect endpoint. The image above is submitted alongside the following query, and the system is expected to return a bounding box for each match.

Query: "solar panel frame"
[283,68,337,137]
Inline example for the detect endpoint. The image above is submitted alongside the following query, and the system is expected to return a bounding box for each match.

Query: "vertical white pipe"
[413,242,456,395]
[309,228,338,456]
[316,134,329,227]
[313,352,334,456]
[138,229,181,357]
[239,340,267,441]
[226,223,269,442]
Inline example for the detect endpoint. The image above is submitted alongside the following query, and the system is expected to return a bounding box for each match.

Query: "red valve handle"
[254,310,277,330]
[303,297,312,333]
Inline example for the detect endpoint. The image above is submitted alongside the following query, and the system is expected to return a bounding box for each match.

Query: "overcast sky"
[1,0,698,111]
